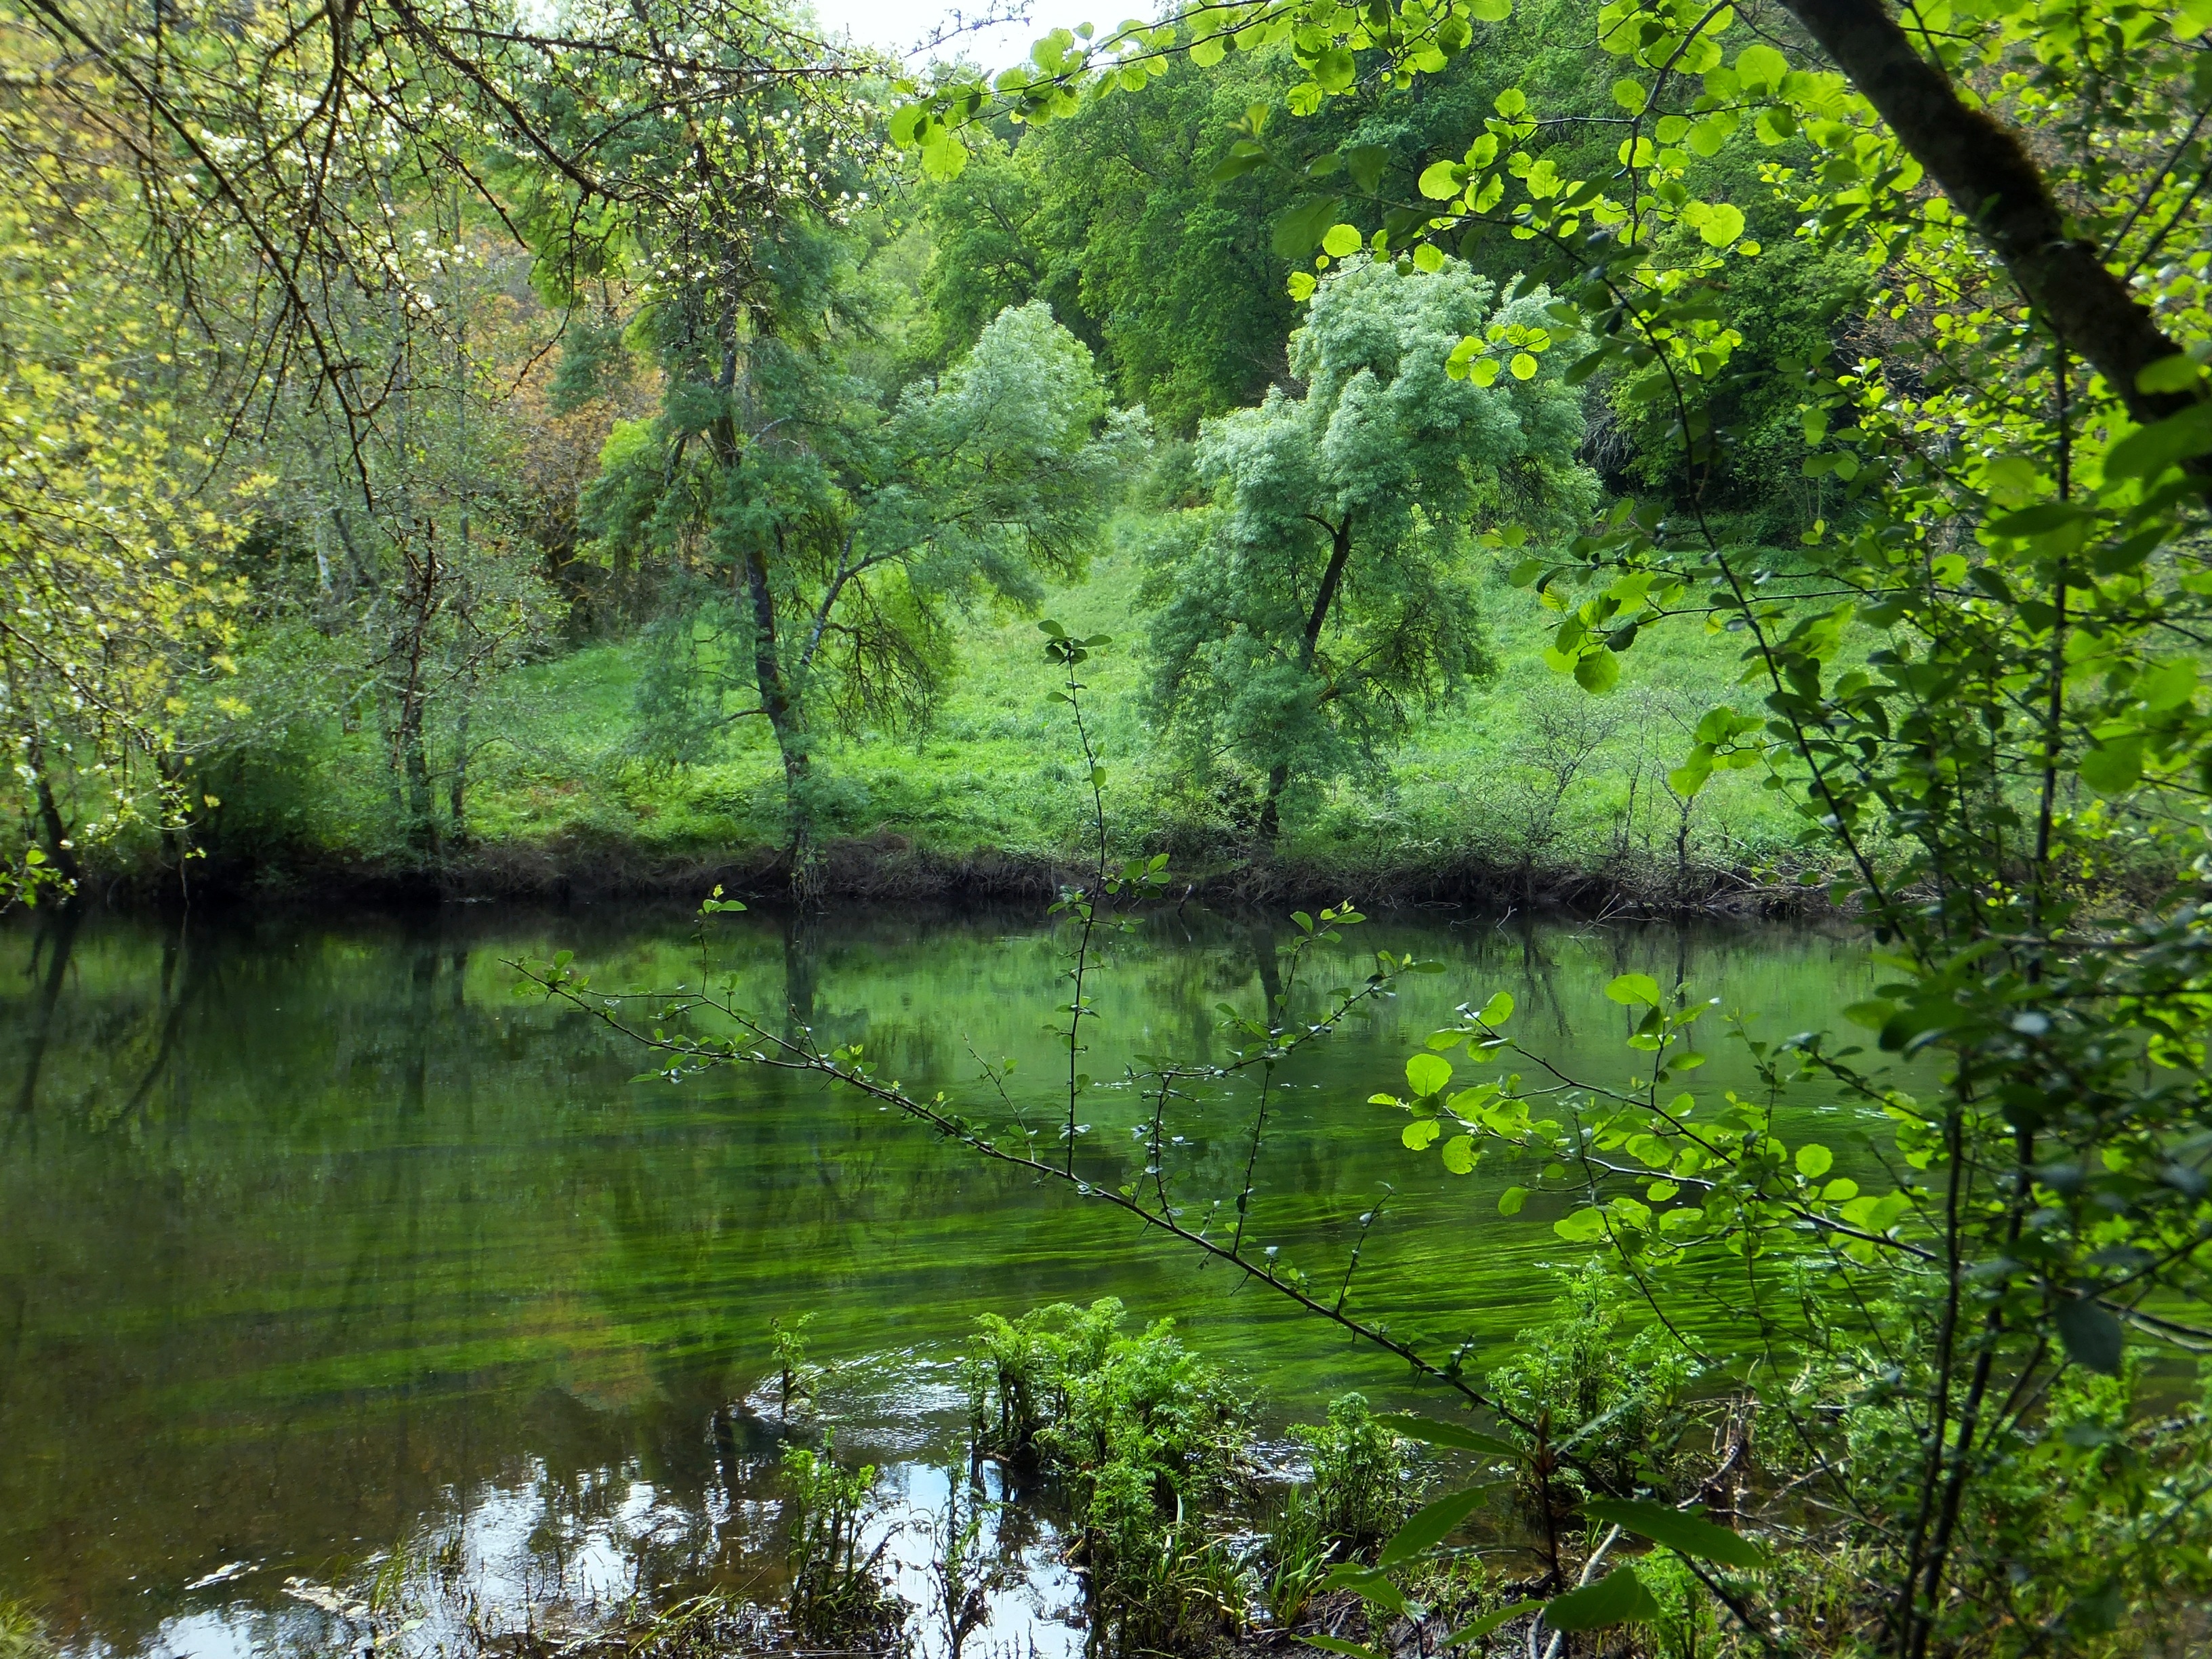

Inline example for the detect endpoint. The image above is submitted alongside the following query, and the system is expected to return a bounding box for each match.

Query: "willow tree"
[584,298,1142,880]
[1143,255,1594,839]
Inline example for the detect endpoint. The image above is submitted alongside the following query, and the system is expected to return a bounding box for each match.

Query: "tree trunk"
[25,735,81,888]
[449,691,472,847]
[1780,0,2196,425]
[395,687,439,859]
[1261,513,1355,843]
[741,535,815,895]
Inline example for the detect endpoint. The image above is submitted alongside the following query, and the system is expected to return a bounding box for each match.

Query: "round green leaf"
[1698,202,1746,246]
[1406,1052,1454,1096]
[1605,972,1661,1006]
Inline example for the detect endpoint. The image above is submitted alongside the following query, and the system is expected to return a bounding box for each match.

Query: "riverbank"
[88,825,1831,918]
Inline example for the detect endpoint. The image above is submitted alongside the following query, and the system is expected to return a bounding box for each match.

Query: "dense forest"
[9,0,2212,1655]
[0,0,1869,906]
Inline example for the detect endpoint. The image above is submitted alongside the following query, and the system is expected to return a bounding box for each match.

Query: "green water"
[0,900,1877,1657]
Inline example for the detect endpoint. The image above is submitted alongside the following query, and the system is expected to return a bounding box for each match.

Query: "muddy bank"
[80,827,1829,919]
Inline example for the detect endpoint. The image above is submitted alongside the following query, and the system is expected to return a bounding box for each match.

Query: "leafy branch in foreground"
[515,621,1471,1409]
[514,622,1787,1652]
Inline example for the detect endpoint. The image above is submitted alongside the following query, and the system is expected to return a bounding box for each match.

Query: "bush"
[962,1298,1250,1654]
[1486,1266,1701,1506]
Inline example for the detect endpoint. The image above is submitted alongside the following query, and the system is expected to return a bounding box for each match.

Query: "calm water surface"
[0,900,1879,1658]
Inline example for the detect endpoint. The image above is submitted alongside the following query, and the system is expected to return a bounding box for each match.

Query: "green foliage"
[962,1299,1249,1652]
[1486,1269,1698,1503]
[964,1298,1246,1497]
[0,1601,51,1659]
[769,1310,821,1415]
[1142,255,1597,834]
[782,1432,903,1643]
[579,283,1141,867]
[1290,1393,1414,1554]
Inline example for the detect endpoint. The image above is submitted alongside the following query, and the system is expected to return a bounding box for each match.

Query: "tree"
[584,298,1142,881]
[0,127,251,903]
[885,0,2212,1648]
[1143,255,1594,839]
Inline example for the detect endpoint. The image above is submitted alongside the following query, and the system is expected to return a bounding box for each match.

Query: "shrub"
[1291,1392,1415,1555]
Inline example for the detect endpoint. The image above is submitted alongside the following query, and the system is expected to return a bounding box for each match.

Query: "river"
[0,899,1876,1658]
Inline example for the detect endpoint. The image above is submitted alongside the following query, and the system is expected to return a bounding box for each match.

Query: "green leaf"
[1477,990,1515,1025]
[1697,202,1746,247]
[2055,1294,2124,1376]
[2136,354,2203,394]
[1378,1486,1494,1566]
[1374,1415,1527,1460]
[1322,222,1365,258]
[1795,1144,1833,1179]
[2102,402,2212,480]
[2138,657,2198,712]
[1345,144,1389,194]
[1605,972,1661,1006]
[1210,143,1268,183]
[1444,1603,1540,1645]
[2078,741,2144,796]
[1581,1500,1767,1569]
[1313,45,1357,91]
[1273,194,1345,258]
[1403,1119,1443,1151]
[1842,998,1895,1031]
[1441,1134,1478,1174]
[1542,1565,1661,1631]
[1554,1207,1608,1242]
[1418,160,1465,201]
[1498,1185,1530,1215]
[1407,1052,1454,1096]
[1986,501,2091,537]
[1322,1566,1410,1615]
[1574,649,1622,694]
[1299,1640,1378,1659]
[1469,0,1513,19]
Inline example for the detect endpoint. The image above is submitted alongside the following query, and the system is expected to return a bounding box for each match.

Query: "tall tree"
[585,298,1142,882]
[1143,255,1595,839]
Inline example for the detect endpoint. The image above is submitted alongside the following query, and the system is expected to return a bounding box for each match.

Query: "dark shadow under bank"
[79,828,1832,919]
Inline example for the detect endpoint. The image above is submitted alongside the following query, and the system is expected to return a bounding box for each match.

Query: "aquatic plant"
[769,1311,822,1417]
[1291,1392,1415,1557]
[0,1603,50,1659]
[782,1432,904,1647]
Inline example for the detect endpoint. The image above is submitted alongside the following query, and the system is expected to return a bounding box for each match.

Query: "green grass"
[185,538,1826,893]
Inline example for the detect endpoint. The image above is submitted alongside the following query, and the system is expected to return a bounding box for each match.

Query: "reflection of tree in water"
[6,901,79,1135]
[0,901,1862,1654]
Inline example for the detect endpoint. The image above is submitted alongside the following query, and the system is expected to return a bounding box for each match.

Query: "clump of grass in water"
[962,1298,1251,1654]
[1291,1392,1416,1557]
[783,1431,905,1650]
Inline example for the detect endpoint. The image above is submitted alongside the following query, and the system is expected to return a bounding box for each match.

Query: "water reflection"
[0,900,1877,1656]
